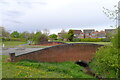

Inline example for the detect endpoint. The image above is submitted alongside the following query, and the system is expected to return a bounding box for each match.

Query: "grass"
[2,41,50,48]
[2,55,93,78]
[63,41,111,45]
[2,41,27,48]
[2,41,110,48]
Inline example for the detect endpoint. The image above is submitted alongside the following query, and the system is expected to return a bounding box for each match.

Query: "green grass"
[61,41,111,45]
[2,41,27,48]
[2,41,110,48]
[2,55,93,78]
[2,41,50,48]
[0,55,2,79]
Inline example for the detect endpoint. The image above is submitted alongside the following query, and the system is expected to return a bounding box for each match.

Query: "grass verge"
[2,55,93,78]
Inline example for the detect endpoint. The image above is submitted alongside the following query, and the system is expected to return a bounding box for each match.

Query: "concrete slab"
[1,48,43,56]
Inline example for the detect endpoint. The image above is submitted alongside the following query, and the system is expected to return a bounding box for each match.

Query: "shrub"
[90,28,119,78]
[80,38,102,42]
[73,38,81,42]
[101,38,111,42]
[33,32,48,44]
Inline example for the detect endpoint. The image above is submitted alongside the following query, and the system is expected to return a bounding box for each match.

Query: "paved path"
[1,48,43,56]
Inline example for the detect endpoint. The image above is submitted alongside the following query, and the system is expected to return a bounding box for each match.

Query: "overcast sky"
[0,0,119,34]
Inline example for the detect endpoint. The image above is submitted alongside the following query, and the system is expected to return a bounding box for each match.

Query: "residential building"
[90,31,97,38]
[73,30,82,38]
[83,29,95,38]
[78,32,84,39]
[96,30,106,38]
[105,29,115,33]
[83,29,95,34]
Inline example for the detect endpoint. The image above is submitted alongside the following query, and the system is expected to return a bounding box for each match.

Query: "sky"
[0,0,119,34]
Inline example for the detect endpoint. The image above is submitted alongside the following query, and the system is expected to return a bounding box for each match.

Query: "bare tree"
[43,29,50,36]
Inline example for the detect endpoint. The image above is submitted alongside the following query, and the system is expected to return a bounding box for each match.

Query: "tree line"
[1,27,74,43]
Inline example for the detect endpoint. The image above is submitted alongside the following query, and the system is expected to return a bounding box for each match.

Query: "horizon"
[1,26,115,35]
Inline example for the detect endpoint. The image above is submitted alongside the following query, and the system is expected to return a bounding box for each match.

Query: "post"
[9,53,15,62]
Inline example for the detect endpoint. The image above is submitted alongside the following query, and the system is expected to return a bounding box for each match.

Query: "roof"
[83,29,95,31]
[105,29,115,33]
[73,30,82,34]
[83,29,95,33]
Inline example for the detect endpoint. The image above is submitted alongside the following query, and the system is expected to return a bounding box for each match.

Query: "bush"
[90,45,118,78]
[90,28,119,78]
[34,33,48,44]
[80,38,102,42]
[73,38,81,42]
[101,38,111,42]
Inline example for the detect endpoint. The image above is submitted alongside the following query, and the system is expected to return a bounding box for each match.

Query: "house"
[90,31,97,38]
[73,30,82,38]
[83,29,95,38]
[105,29,115,33]
[78,32,84,39]
[96,30,106,38]
[83,29,95,34]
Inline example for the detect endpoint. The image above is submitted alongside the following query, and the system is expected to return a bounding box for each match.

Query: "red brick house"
[90,31,97,38]
[96,30,106,38]
[73,30,82,38]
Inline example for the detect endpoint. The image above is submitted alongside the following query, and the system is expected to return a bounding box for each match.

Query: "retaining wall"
[9,43,103,62]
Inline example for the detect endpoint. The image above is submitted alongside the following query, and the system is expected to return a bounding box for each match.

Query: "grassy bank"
[66,42,111,45]
[2,55,92,78]
[2,41,110,48]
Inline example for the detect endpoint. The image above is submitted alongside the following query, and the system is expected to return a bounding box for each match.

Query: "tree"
[10,31,19,38]
[91,29,119,78]
[103,5,119,27]
[49,34,57,41]
[62,33,71,41]
[0,27,10,38]
[37,34,48,44]
[43,29,50,36]
[68,29,74,41]
[90,5,120,78]
[20,31,34,40]
[33,31,48,44]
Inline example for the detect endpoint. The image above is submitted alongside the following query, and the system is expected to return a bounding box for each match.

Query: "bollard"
[9,53,15,62]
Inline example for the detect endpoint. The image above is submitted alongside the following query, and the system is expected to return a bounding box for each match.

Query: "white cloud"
[0,0,119,33]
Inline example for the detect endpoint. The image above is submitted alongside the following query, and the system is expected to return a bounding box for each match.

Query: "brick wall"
[9,43,103,62]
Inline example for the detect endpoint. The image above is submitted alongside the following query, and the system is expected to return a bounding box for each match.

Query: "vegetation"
[2,41,27,48]
[62,33,71,41]
[72,38,110,42]
[10,31,20,38]
[49,34,57,41]
[90,28,119,78]
[2,41,50,48]
[19,31,34,41]
[68,29,74,41]
[2,55,92,78]
[32,31,48,44]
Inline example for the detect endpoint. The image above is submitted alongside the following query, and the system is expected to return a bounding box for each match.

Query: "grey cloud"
[16,0,47,8]
[2,10,24,18]
[3,18,22,24]
[0,0,9,4]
